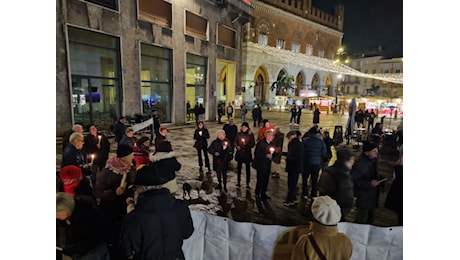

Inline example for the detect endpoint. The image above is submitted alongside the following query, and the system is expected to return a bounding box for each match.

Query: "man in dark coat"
[113,116,126,145]
[283,131,303,206]
[301,126,327,199]
[120,164,194,260]
[253,128,276,200]
[350,141,381,224]
[234,122,256,188]
[223,118,238,152]
[61,132,92,178]
[208,130,234,192]
[318,148,356,221]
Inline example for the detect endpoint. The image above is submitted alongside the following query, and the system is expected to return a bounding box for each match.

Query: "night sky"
[312,0,403,58]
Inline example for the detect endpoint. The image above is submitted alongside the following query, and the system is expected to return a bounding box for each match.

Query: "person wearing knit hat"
[119,164,195,260]
[149,140,181,193]
[117,144,134,158]
[235,120,255,188]
[290,195,353,260]
[93,143,137,249]
[59,165,92,197]
[350,139,381,225]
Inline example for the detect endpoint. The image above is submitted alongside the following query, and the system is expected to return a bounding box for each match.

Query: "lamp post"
[333,47,349,113]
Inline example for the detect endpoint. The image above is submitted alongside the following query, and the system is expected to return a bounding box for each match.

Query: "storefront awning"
[247,42,403,84]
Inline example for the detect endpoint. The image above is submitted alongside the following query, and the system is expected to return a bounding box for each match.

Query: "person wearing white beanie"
[290,196,353,260]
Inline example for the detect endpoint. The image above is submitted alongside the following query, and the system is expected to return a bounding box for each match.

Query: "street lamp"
[333,47,349,113]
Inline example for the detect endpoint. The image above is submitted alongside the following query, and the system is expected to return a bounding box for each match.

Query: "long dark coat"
[285,138,303,173]
[384,164,403,214]
[208,138,233,171]
[313,108,320,124]
[234,131,256,163]
[350,153,379,209]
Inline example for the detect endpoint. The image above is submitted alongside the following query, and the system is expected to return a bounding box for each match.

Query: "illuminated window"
[291,43,300,53]
[306,44,313,55]
[258,33,268,46]
[276,39,285,49]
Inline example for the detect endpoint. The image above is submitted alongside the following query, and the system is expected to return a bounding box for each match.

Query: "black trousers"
[255,169,270,197]
[287,170,299,202]
[302,163,321,198]
[197,147,210,169]
[237,160,251,185]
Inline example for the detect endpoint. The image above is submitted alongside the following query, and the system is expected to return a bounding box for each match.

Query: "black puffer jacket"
[120,188,194,260]
[350,153,379,209]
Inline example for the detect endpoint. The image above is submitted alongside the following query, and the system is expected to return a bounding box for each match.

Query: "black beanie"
[117,144,133,158]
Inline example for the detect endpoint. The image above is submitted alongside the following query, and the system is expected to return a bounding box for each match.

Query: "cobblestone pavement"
[56,109,402,227]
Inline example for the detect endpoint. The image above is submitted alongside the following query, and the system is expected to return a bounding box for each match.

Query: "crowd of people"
[57,105,403,259]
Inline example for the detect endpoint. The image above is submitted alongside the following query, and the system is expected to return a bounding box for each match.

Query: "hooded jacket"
[120,188,194,260]
[150,151,181,193]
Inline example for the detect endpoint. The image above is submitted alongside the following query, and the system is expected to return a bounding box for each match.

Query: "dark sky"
[312,0,403,58]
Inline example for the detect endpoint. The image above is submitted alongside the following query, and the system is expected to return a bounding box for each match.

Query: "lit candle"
[269,147,275,155]
[223,141,228,150]
[98,135,101,145]
[199,130,202,136]
[90,154,95,164]
[242,138,245,145]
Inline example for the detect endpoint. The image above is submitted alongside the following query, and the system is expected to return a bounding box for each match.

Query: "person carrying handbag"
[290,196,353,260]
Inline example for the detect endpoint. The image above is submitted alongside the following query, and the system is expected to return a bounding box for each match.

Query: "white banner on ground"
[183,210,403,260]
[131,118,152,132]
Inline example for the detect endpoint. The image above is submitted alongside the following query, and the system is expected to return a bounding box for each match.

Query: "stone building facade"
[56,0,252,136]
[240,0,345,109]
[56,0,348,136]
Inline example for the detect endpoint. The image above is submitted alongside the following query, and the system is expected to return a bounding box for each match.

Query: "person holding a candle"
[62,132,93,180]
[193,121,211,174]
[92,144,136,258]
[271,127,285,179]
[252,129,276,200]
[208,130,233,192]
[119,127,136,148]
[83,124,110,171]
[235,122,255,188]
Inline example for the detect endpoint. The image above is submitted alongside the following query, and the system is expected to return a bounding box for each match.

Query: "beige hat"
[311,195,341,225]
